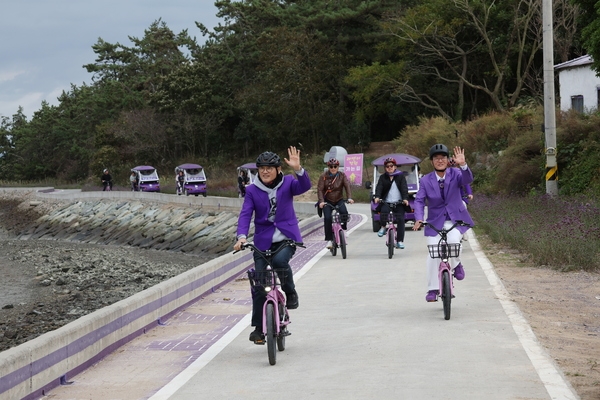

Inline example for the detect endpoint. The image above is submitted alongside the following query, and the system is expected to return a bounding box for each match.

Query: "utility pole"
[543,0,558,196]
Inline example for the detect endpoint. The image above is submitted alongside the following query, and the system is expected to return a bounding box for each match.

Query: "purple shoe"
[454,263,465,280]
[426,290,439,302]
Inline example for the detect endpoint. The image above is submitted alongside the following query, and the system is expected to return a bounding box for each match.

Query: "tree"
[84,19,198,98]
[348,0,579,123]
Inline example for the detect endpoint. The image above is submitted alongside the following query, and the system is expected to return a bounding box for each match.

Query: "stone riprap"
[18,200,243,256]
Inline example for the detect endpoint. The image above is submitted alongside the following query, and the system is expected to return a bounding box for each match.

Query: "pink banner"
[344,153,364,186]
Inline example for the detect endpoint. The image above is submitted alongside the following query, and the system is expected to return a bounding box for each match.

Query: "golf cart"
[131,166,160,192]
[175,163,207,197]
[368,153,421,232]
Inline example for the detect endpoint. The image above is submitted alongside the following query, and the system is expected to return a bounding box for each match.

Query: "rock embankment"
[18,199,239,255]
[0,190,245,352]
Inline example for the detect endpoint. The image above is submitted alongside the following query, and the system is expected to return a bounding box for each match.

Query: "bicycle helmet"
[384,157,396,166]
[103,168,109,173]
[256,151,281,167]
[429,144,449,159]
[327,158,340,167]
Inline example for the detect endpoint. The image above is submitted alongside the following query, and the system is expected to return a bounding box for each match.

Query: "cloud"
[0,0,221,119]
[0,92,45,118]
[0,69,25,84]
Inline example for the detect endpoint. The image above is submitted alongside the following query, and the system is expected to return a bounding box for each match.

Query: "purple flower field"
[469,194,600,271]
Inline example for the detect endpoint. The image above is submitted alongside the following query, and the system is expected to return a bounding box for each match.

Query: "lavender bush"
[469,194,600,271]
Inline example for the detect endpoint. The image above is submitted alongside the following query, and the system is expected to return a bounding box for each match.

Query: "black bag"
[315,201,323,218]
[403,202,412,213]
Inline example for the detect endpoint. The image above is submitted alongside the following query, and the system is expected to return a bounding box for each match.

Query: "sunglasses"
[329,166,338,169]
[385,164,395,168]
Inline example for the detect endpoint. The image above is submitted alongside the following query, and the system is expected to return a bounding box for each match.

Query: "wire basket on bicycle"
[247,268,290,292]
[427,243,462,259]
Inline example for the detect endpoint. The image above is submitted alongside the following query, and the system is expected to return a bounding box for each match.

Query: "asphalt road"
[42,203,578,400]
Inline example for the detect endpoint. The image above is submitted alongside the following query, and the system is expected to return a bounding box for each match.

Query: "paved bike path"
[43,203,577,400]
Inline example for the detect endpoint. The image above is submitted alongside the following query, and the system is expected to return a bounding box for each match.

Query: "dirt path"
[476,234,600,399]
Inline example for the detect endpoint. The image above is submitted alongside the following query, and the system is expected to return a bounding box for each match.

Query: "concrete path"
[41,203,578,400]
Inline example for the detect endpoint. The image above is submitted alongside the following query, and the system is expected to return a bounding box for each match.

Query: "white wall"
[558,66,600,112]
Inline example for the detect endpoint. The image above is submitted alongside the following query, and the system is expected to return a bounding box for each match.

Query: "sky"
[0,1,222,120]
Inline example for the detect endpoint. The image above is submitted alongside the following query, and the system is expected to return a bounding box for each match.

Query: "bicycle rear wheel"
[277,303,286,351]
[387,228,394,259]
[339,231,347,259]
[266,303,277,365]
[442,270,452,320]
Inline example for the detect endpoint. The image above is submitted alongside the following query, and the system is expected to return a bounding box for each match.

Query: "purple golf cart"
[131,166,160,192]
[367,153,421,232]
[175,163,207,197]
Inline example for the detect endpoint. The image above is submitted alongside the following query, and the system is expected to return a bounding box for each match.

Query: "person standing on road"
[176,170,185,195]
[233,146,311,344]
[413,144,474,302]
[317,158,354,249]
[373,157,410,249]
[101,169,113,191]
[238,170,249,197]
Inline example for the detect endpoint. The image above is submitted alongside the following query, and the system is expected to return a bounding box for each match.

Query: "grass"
[469,194,600,271]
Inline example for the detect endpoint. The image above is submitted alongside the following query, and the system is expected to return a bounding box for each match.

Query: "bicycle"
[381,201,403,259]
[239,240,304,365]
[423,220,471,320]
[324,201,350,259]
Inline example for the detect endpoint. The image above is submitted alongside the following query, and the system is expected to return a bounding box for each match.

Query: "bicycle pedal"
[281,330,291,337]
[253,339,266,345]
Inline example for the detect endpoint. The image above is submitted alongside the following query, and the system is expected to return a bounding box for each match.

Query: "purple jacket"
[414,166,474,236]
[237,171,311,250]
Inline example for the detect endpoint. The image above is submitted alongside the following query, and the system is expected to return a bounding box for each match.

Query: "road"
[42,203,578,400]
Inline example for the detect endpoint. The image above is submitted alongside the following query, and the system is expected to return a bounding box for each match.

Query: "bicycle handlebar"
[233,239,305,254]
[323,200,349,210]
[422,220,471,236]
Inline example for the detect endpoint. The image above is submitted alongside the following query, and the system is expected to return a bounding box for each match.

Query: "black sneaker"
[249,329,265,344]
[286,291,299,309]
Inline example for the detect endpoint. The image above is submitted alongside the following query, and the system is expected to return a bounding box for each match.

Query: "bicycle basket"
[247,269,289,287]
[427,243,462,259]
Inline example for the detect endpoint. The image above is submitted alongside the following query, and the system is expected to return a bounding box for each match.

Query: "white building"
[555,55,600,113]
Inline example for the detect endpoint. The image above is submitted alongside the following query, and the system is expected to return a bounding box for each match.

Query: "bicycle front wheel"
[266,303,277,365]
[339,231,347,259]
[387,228,394,259]
[277,303,287,351]
[442,270,452,320]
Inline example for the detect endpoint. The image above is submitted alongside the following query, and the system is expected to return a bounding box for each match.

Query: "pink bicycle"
[423,220,471,320]
[241,240,304,365]
[324,201,349,259]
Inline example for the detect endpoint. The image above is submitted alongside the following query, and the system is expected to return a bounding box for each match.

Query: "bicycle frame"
[383,203,398,247]
[261,267,289,336]
[382,201,402,258]
[239,240,303,364]
[424,220,470,320]
[324,201,349,258]
[331,209,344,247]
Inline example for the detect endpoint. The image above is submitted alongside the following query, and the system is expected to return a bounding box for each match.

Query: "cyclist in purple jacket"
[234,146,311,344]
[413,144,474,302]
